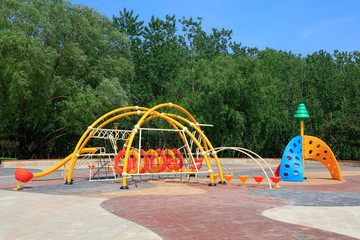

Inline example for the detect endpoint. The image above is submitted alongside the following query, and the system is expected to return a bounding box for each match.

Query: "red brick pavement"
[101,183,356,240]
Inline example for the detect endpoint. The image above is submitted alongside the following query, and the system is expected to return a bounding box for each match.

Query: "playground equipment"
[13,168,33,190]
[278,103,342,182]
[270,177,281,188]
[208,147,275,188]
[224,174,234,186]
[253,176,264,187]
[32,148,98,179]
[13,103,275,190]
[12,148,98,189]
[61,103,229,188]
[238,175,249,187]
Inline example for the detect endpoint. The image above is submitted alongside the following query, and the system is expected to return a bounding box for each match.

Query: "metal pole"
[113,123,119,153]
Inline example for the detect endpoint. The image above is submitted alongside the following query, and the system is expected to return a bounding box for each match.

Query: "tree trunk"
[17,133,32,160]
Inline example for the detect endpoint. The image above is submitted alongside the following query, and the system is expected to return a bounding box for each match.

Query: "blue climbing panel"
[279,135,303,182]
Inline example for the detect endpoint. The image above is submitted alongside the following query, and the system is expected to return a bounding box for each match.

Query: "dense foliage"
[1,1,359,160]
[0,0,132,158]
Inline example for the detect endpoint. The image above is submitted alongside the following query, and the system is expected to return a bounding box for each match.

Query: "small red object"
[15,168,33,183]
[253,176,264,187]
[270,176,281,184]
[253,176,264,182]
[274,164,280,177]
[88,165,95,170]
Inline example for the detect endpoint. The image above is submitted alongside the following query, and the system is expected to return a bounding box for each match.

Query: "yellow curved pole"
[164,113,225,183]
[67,108,190,183]
[75,105,197,155]
[143,114,188,153]
[67,103,221,188]
[145,112,225,183]
[122,103,217,188]
[33,148,98,179]
[67,106,149,183]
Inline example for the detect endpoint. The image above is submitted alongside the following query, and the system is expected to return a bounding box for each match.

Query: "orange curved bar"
[164,149,178,172]
[114,149,131,175]
[303,135,342,180]
[172,148,184,169]
[155,149,167,172]
[139,149,150,173]
[148,149,161,173]
[189,158,203,171]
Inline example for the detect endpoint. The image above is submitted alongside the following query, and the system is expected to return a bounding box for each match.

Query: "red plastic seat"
[253,176,264,187]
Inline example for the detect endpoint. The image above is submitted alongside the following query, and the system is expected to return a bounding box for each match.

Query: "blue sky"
[69,0,360,56]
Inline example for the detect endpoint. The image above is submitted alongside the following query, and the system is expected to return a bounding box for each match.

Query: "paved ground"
[0,163,360,239]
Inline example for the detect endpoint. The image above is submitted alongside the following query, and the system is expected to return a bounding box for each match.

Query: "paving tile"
[1,165,360,239]
[0,190,161,240]
[264,206,360,239]
[102,185,359,239]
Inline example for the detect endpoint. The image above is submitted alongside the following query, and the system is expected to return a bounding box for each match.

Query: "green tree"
[0,0,132,158]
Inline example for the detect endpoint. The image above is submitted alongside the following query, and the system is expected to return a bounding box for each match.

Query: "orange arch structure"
[303,135,342,180]
[66,103,225,187]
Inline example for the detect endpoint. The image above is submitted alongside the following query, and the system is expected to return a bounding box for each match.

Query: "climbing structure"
[66,103,227,188]
[279,136,303,181]
[302,135,342,180]
[279,103,342,182]
[14,102,275,190]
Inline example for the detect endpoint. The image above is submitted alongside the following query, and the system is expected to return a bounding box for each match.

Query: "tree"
[114,10,189,105]
[0,0,132,158]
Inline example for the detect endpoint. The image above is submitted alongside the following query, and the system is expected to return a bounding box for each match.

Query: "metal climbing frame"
[76,147,118,181]
[67,104,226,187]
[78,127,131,181]
[80,125,212,181]
[127,126,210,176]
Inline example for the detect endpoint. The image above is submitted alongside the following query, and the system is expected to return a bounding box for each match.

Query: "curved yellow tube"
[122,103,216,187]
[67,103,222,188]
[33,148,98,179]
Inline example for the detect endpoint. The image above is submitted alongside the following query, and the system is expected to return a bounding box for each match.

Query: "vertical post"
[138,128,142,174]
[63,164,67,181]
[294,103,310,181]
[300,120,305,177]
[113,123,119,153]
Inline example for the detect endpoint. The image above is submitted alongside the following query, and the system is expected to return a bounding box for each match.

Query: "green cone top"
[295,103,310,121]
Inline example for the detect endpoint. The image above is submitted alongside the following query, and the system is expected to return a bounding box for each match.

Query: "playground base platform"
[1,161,360,240]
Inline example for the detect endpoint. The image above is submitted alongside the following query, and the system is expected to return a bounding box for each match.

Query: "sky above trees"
[69,0,360,56]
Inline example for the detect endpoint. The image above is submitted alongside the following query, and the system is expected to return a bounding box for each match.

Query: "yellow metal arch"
[151,113,225,183]
[122,104,219,188]
[67,108,180,183]
[67,106,150,183]
[66,103,224,187]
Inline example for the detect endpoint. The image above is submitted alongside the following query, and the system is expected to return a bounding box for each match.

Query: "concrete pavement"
[264,206,360,239]
[0,189,161,240]
[0,163,360,239]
